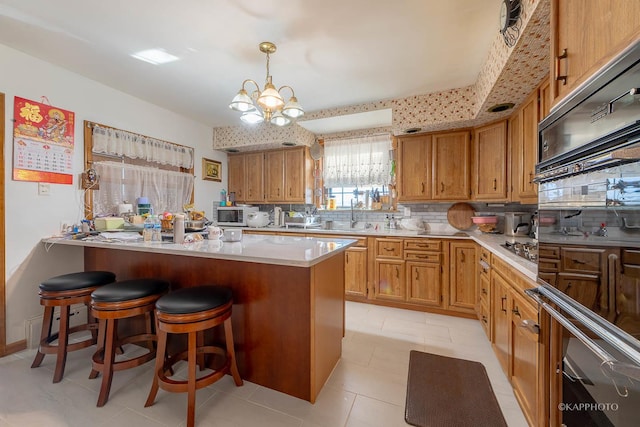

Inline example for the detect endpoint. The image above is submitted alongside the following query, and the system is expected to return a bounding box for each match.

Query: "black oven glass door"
[559,329,640,426]
[217,209,240,224]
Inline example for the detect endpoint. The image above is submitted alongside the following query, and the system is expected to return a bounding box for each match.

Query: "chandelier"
[229,42,304,126]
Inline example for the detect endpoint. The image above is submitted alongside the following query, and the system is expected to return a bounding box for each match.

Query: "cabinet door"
[448,242,477,313]
[397,135,431,201]
[539,78,551,120]
[406,261,442,307]
[374,260,405,302]
[244,152,265,203]
[552,0,640,105]
[491,272,510,373]
[510,292,540,427]
[432,131,471,200]
[284,148,305,201]
[473,121,508,201]
[227,155,246,202]
[513,92,538,204]
[345,247,368,298]
[265,150,285,201]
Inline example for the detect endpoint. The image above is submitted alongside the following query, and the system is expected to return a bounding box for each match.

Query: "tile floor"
[0,302,528,426]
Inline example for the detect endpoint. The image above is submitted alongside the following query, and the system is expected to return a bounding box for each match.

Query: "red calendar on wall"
[13,97,75,184]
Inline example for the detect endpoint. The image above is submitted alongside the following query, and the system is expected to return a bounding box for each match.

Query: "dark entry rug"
[405,351,507,427]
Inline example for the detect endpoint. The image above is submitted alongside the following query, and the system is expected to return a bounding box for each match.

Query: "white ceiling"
[0,0,503,131]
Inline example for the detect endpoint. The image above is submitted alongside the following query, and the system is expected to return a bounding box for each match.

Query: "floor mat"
[405,350,507,427]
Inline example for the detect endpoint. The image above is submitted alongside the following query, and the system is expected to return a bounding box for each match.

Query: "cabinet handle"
[482,315,488,324]
[481,288,487,295]
[421,182,425,194]
[415,270,419,280]
[501,296,507,313]
[555,48,568,85]
[395,266,400,279]
[493,178,497,190]
[461,252,466,263]
[529,172,534,184]
[441,182,444,192]
[346,253,349,264]
[415,255,428,259]
[572,259,586,265]
[384,247,394,252]
[289,188,292,197]
[512,307,521,317]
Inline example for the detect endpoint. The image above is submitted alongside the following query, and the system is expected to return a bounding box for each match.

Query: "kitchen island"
[42,233,356,403]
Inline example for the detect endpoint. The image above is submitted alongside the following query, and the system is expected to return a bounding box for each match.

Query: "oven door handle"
[525,284,640,370]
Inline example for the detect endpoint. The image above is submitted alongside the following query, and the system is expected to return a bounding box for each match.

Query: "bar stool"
[145,285,243,427]
[31,271,116,383]
[89,278,170,407]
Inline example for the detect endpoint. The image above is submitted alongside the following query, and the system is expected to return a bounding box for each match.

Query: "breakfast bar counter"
[42,234,357,403]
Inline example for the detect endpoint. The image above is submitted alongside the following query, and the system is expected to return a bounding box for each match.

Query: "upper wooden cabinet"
[397,134,431,201]
[473,121,508,201]
[510,90,539,204]
[397,130,471,202]
[227,154,246,202]
[551,0,640,107]
[432,131,471,200]
[265,147,312,203]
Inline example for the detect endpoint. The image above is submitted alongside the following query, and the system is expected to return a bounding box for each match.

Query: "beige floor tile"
[345,395,408,427]
[0,300,527,427]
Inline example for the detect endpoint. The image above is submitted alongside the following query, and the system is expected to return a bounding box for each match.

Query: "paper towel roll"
[118,203,133,215]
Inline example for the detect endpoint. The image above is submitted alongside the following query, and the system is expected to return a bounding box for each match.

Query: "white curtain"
[323,134,392,187]
[93,161,194,215]
[92,125,194,168]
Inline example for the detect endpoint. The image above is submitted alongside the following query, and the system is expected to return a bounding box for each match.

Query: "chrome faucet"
[350,199,357,228]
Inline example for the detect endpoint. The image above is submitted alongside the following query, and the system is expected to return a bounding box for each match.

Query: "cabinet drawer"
[404,239,442,252]
[404,251,441,263]
[479,300,490,339]
[623,249,640,265]
[375,238,403,258]
[539,245,560,259]
[538,258,560,272]
[561,248,603,274]
[479,246,491,262]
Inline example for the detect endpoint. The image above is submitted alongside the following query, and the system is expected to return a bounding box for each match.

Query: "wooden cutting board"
[447,202,475,230]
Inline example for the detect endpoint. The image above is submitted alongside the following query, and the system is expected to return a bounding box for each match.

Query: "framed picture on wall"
[202,158,221,182]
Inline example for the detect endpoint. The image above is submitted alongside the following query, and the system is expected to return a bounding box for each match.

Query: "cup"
[207,226,223,240]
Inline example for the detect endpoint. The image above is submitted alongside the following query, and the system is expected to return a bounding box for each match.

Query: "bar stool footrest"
[157,346,231,393]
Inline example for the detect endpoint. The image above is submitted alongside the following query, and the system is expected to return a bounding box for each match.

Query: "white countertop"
[42,233,357,268]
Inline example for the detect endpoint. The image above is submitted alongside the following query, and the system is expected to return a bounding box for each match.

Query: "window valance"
[92,124,193,169]
[323,134,392,187]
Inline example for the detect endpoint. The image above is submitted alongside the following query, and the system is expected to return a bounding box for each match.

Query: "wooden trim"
[0,92,6,356]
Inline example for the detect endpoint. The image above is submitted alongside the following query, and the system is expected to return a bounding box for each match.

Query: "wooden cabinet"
[244,152,265,203]
[477,246,491,339]
[397,134,431,201]
[344,237,368,300]
[510,90,539,204]
[405,239,444,308]
[539,78,551,120]
[431,131,471,200]
[510,291,541,427]
[551,0,640,106]
[397,130,471,202]
[491,270,511,373]
[448,241,477,314]
[265,147,312,203]
[227,154,246,202]
[373,238,405,302]
[473,121,508,201]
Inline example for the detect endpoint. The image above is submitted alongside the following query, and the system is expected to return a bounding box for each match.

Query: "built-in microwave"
[214,205,258,227]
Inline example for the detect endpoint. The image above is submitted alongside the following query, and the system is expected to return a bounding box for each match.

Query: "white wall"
[1,43,227,345]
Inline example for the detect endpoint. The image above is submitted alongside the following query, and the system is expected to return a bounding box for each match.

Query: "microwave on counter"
[214,205,258,226]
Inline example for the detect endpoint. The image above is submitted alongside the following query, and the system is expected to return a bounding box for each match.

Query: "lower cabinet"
[490,256,543,427]
[448,241,477,314]
[374,259,405,301]
[345,246,368,298]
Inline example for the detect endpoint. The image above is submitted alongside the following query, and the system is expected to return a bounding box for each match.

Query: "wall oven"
[527,40,640,426]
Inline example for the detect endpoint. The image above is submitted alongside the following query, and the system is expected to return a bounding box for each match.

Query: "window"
[84,121,194,218]
[326,186,388,209]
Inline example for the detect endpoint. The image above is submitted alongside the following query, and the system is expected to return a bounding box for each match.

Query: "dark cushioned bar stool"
[90,278,170,407]
[31,271,116,383]
[145,285,243,427]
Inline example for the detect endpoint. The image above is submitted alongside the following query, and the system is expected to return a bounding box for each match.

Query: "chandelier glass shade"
[229,42,304,126]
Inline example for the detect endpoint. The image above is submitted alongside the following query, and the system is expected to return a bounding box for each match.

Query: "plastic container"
[152,215,162,241]
[143,216,154,242]
[173,214,185,243]
[220,189,227,207]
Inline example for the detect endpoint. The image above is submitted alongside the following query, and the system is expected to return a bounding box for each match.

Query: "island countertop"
[42,233,357,267]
